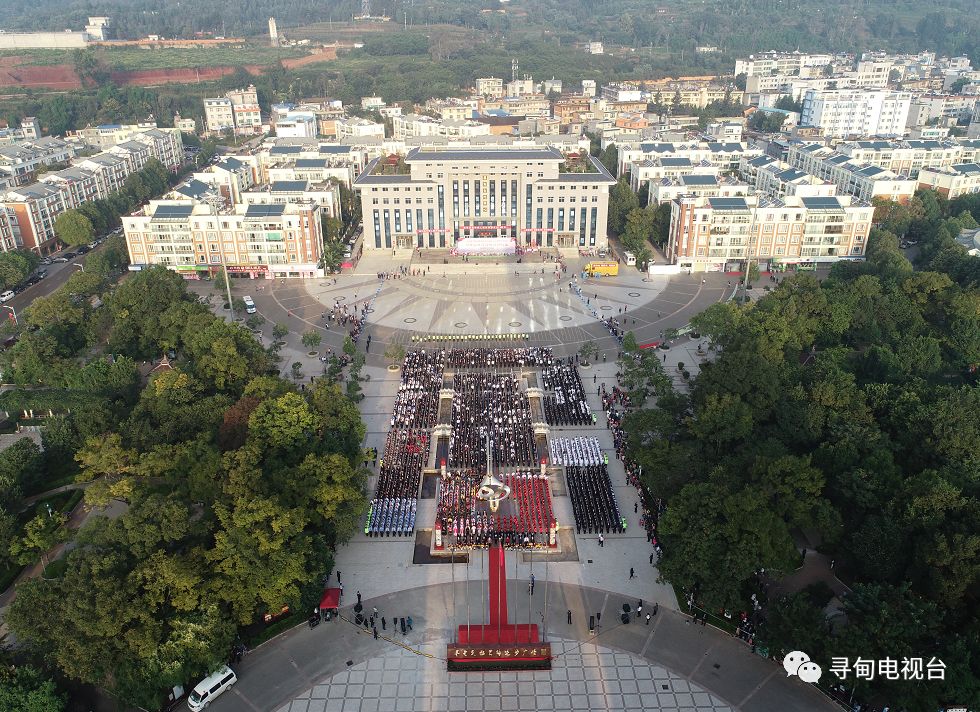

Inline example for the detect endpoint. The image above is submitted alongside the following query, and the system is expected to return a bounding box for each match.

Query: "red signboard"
[447,643,551,671]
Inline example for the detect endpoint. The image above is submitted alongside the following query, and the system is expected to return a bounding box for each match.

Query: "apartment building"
[648,174,752,205]
[354,145,615,251]
[906,94,979,128]
[832,139,975,177]
[0,206,18,252]
[600,83,644,103]
[739,155,837,200]
[0,128,183,254]
[667,194,873,272]
[630,158,720,194]
[123,200,323,280]
[424,99,480,122]
[67,121,159,149]
[735,51,838,78]
[787,143,919,202]
[0,117,40,146]
[800,89,913,138]
[618,141,762,179]
[482,95,552,118]
[392,114,490,140]
[475,78,504,99]
[0,137,75,188]
[335,117,385,140]
[204,85,263,136]
[916,163,980,199]
[241,179,341,219]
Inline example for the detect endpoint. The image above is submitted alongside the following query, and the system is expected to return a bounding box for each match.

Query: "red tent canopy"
[319,588,341,610]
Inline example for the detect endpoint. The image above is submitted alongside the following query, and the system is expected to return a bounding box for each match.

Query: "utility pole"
[205,192,236,323]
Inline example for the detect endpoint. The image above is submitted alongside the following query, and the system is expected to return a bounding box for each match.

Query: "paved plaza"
[191,257,836,712]
[274,638,736,712]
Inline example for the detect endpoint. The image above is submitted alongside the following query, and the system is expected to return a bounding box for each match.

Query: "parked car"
[52,256,70,263]
[76,245,91,255]
[39,257,52,265]
[62,251,78,260]
[0,290,14,303]
[187,666,237,711]
[36,269,48,279]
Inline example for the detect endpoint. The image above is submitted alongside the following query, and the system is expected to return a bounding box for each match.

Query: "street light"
[204,192,236,323]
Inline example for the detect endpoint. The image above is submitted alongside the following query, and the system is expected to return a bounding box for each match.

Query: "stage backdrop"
[455,237,516,255]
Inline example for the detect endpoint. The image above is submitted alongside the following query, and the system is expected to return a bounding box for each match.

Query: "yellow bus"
[585,261,619,276]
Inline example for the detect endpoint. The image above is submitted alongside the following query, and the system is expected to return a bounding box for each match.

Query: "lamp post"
[204,193,235,323]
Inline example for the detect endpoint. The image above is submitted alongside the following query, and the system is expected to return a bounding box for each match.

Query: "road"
[4,247,105,322]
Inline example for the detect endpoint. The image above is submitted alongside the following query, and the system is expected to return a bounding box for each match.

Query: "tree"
[74,433,140,507]
[343,334,356,357]
[248,391,320,453]
[385,342,406,367]
[579,341,599,365]
[607,178,640,236]
[53,210,94,247]
[245,314,264,331]
[0,664,65,712]
[301,330,322,351]
[290,361,303,382]
[598,144,618,176]
[272,323,288,342]
[9,511,68,566]
[208,495,312,624]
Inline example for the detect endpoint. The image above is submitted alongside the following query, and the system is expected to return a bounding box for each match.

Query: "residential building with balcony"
[123,200,323,280]
[800,89,913,138]
[916,163,980,198]
[619,141,762,179]
[668,194,873,272]
[648,174,752,205]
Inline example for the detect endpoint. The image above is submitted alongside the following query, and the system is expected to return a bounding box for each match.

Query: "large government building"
[353,146,616,252]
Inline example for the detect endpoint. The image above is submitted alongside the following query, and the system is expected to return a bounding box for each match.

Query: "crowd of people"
[365,497,417,536]
[542,358,592,425]
[391,351,445,429]
[549,437,604,467]
[449,373,535,469]
[368,429,430,535]
[435,471,554,547]
[565,464,625,534]
[602,383,664,560]
[444,347,554,369]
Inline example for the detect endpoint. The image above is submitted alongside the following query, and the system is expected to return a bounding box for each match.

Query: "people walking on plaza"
[567,609,572,625]
[357,591,362,605]
[650,552,655,565]
[629,567,635,579]
[598,533,604,547]
[645,614,652,625]
[407,616,414,631]
[337,571,341,583]
[653,602,659,616]
[381,617,386,630]
[634,502,638,514]
[373,627,379,640]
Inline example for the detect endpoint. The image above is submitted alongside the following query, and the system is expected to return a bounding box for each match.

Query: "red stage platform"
[448,544,550,670]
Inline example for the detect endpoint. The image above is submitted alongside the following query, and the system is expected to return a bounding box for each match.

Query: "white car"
[187,665,237,710]
[0,290,14,303]
[243,296,256,314]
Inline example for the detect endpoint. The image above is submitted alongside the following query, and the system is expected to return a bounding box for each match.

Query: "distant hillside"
[3,0,977,65]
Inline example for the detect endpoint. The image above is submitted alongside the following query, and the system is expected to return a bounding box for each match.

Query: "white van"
[187,665,237,710]
[623,251,637,266]
[0,290,14,303]
[243,296,256,314]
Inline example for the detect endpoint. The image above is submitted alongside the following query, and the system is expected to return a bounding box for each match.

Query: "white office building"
[354,146,616,252]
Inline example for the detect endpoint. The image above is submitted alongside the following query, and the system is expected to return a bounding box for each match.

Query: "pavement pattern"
[274,638,735,712]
